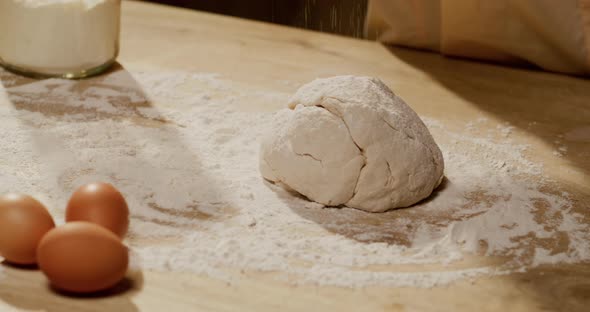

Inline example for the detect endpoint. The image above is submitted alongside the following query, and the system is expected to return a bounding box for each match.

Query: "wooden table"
[1,1,589,311]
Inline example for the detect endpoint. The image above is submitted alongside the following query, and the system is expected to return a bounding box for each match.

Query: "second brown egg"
[66,182,129,238]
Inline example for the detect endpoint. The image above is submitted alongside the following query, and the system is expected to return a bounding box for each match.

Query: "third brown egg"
[66,182,129,238]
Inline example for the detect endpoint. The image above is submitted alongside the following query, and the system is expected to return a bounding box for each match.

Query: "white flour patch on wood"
[0,68,588,287]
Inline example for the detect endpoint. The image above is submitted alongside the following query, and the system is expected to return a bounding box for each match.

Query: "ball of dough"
[260,76,444,212]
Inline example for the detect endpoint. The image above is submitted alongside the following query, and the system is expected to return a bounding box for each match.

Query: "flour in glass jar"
[0,68,588,287]
[0,0,119,76]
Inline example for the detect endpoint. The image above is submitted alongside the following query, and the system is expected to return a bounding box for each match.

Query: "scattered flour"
[552,139,570,157]
[0,68,588,288]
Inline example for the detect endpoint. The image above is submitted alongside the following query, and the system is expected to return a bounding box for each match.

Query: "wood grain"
[0,1,589,311]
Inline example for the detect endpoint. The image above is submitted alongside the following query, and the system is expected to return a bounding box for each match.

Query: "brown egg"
[37,221,129,293]
[0,194,55,265]
[66,182,129,238]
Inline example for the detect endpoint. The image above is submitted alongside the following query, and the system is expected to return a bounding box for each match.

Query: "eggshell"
[0,194,55,264]
[66,182,129,238]
[37,221,129,293]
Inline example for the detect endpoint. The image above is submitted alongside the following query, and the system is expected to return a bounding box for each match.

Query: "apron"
[366,0,590,75]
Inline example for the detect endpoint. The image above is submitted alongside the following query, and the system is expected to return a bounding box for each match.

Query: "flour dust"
[0,68,587,287]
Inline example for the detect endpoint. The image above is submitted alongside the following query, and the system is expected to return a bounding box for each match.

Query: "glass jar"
[0,0,121,79]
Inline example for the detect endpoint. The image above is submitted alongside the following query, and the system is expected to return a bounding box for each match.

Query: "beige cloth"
[366,0,590,75]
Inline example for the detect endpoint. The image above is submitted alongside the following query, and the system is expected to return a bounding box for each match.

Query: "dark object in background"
[143,0,368,38]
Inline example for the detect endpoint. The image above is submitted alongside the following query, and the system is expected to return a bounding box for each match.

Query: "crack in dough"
[314,102,367,202]
[295,151,324,167]
[379,115,440,183]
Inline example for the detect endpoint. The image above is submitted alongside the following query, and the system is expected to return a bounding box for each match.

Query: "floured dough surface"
[260,76,444,212]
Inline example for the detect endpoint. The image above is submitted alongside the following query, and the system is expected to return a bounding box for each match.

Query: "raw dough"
[260,76,444,212]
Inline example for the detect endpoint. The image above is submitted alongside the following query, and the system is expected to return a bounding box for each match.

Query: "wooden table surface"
[1,1,590,311]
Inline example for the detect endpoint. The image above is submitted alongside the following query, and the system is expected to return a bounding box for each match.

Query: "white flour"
[0,68,588,287]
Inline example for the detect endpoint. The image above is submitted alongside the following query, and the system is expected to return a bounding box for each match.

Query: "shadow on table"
[384,46,590,186]
[0,260,144,312]
[501,264,590,312]
[0,260,39,271]
[273,177,453,247]
[0,62,229,232]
